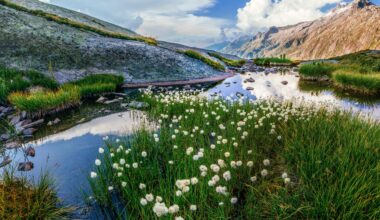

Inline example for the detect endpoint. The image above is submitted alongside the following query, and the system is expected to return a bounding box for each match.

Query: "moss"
[181,50,225,71]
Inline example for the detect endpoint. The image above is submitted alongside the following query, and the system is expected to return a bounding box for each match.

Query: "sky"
[41,0,380,48]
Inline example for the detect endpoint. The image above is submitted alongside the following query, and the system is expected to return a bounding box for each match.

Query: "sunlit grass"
[88,89,380,219]
[208,52,246,68]
[299,63,338,78]
[254,56,295,66]
[0,170,72,219]
[181,50,225,71]
[333,70,380,95]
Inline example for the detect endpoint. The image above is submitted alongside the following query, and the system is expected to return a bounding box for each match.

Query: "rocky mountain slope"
[0,0,226,84]
[219,0,380,60]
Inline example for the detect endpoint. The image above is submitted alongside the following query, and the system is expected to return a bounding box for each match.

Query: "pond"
[2,68,380,218]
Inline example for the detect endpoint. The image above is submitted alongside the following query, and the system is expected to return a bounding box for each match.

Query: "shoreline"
[122,72,234,88]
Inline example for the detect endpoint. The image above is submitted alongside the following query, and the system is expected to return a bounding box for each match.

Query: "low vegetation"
[88,89,380,219]
[0,170,72,219]
[254,55,295,66]
[181,50,225,71]
[299,51,380,95]
[0,67,58,103]
[68,74,124,97]
[0,0,157,46]
[208,52,246,68]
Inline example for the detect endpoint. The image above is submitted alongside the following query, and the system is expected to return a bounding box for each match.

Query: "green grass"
[333,70,380,94]
[0,67,58,103]
[208,52,246,68]
[8,85,81,117]
[333,50,380,72]
[69,74,124,97]
[299,63,338,78]
[181,50,225,71]
[0,170,72,219]
[88,89,380,219]
[254,56,294,66]
[0,0,157,46]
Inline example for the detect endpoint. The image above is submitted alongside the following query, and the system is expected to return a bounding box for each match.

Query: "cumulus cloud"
[237,0,342,32]
[48,0,229,47]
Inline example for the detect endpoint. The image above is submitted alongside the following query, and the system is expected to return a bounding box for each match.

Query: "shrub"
[333,70,380,94]
[8,85,81,114]
[181,50,225,71]
[299,63,337,78]
[208,52,246,68]
[0,170,72,219]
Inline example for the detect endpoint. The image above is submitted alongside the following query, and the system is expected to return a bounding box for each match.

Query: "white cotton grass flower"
[190,205,197,211]
[176,190,182,197]
[210,164,220,173]
[145,193,154,202]
[224,152,230,158]
[284,177,291,184]
[191,177,198,185]
[263,159,270,166]
[231,197,238,204]
[175,217,184,220]
[120,159,126,165]
[156,196,163,203]
[169,204,180,214]
[121,182,127,187]
[141,151,147,157]
[219,202,224,206]
[132,162,138,168]
[95,159,101,166]
[223,171,231,181]
[210,144,216,149]
[90,172,97,178]
[153,202,169,217]
[282,172,288,179]
[98,147,104,154]
[139,183,146,189]
[247,161,254,167]
[250,176,257,182]
[140,198,148,206]
[108,186,114,191]
[261,169,268,177]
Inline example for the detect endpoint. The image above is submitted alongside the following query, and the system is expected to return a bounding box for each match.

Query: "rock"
[281,81,288,85]
[10,115,21,125]
[47,121,53,126]
[104,99,121,105]
[53,118,61,124]
[96,96,106,103]
[246,78,255,83]
[25,146,36,157]
[121,103,128,108]
[0,156,12,168]
[18,162,34,172]
[23,128,37,136]
[183,85,191,90]
[5,141,21,149]
[246,87,254,91]
[128,101,149,109]
[78,118,86,123]
[104,110,112,113]
[112,92,128,97]
[21,111,27,120]
[0,133,10,141]
[236,92,244,98]
[22,119,44,129]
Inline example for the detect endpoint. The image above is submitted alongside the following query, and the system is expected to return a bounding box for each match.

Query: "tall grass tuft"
[88,89,380,219]
[69,74,124,97]
[208,52,246,68]
[254,56,294,66]
[299,63,337,78]
[0,0,157,46]
[0,170,72,219]
[181,50,225,71]
[333,70,380,95]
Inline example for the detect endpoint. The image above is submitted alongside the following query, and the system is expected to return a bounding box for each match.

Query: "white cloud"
[49,0,229,47]
[236,0,342,33]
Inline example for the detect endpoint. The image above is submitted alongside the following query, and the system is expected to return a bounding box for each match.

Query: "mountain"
[206,41,231,51]
[219,0,380,60]
[0,0,226,84]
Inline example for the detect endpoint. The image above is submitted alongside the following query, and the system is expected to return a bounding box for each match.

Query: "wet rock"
[183,85,191,90]
[0,156,12,168]
[5,141,21,149]
[10,115,21,125]
[21,111,27,120]
[23,128,37,136]
[25,146,36,157]
[113,92,127,97]
[22,119,44,129]
[129,101,149,109]
[18,162,34,172]
[53,118,61,124]
[104,99,120,105]
[0,133,10,141]
[246,78,255,83]
[236,92,244,98]
[281,81,288,85]
[96,96,106,103]
[246,87,254,91]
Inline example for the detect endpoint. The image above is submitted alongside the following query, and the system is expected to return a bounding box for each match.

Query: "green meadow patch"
[333,70,380,95]
[254,55,295,66]
[69,74,124,97]
[208,52,246,68]
[88,89,380,219]
[181,50,225,71]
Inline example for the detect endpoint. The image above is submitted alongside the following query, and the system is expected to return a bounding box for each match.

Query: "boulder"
[23,128,37,136]
[5,141,21,149]
[10,115,21,125]
[246,78,255,83]
[281,81,289,85]
[18,162,34,172]
[0,133,10,141]
[96,96,107,103]
[53,118,61,124]
[246,87,254,91]
[22,119,44,129]
[25,146,36,157]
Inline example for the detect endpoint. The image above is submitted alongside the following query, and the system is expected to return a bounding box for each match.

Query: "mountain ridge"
[218,0,380,60]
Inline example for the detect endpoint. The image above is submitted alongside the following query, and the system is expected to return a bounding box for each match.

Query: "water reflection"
[207,71,380,120]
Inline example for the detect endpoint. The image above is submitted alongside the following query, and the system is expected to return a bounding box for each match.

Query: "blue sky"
[43,0,379,47]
